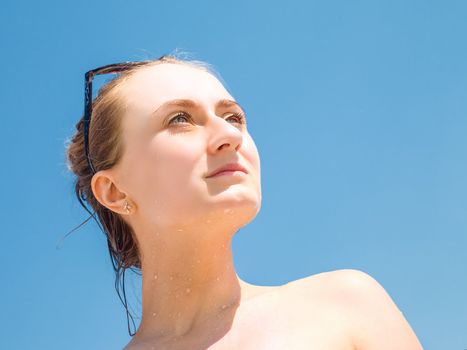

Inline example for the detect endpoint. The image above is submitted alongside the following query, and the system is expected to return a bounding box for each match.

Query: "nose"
[207,114,244,154]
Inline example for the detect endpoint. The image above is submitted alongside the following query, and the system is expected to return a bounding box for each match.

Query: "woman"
[66,55,424,349]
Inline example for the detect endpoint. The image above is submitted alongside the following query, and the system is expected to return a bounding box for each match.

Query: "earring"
[123,200,132,214]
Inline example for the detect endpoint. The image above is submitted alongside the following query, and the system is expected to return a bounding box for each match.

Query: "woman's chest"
[210,289,355,350]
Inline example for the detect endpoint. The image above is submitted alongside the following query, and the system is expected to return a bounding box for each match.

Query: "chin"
[231,202,261,228]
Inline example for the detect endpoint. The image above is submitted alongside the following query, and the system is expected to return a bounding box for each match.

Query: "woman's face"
[113,63,261,233]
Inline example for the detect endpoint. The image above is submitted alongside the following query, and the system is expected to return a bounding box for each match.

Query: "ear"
[90,169,130,215]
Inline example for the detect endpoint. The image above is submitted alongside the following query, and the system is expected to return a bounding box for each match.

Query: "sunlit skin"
[91,63,269,348]
[91,63,424,350]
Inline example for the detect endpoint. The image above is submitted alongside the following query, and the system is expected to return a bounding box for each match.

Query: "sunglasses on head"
[83,61,152,175]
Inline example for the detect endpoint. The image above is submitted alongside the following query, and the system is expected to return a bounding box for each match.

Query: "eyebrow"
[151,98,244,118]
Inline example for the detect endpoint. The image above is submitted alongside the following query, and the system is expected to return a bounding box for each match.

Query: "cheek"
[242,134,261,177]
[132,138,202,198]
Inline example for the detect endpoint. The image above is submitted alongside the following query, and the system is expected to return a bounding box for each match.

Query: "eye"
[225,112,247,125]
[167,111,247,127]
[168,112,191,126]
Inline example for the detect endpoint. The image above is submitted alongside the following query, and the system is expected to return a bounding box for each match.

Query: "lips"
[206,162,248,178]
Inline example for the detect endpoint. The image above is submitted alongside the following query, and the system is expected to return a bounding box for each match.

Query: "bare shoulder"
[302,268,388,300]
[289,269,424,350]
[281,268,382,304]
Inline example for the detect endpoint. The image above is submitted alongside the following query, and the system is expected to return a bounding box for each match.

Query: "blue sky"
[1,1,466,349]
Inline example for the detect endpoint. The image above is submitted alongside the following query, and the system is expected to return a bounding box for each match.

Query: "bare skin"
[124,269,424,350]
[90,62,423,350]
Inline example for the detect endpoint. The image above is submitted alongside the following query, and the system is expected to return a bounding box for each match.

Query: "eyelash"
[167,111,247,127]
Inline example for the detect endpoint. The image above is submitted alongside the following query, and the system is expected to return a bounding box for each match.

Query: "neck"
[131,221,251,347]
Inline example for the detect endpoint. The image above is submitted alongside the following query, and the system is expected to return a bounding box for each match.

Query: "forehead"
[121,63,233,110]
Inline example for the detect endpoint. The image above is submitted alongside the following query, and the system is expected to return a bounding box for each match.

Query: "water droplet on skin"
[177,312,181,317]
[221,304,227,310]
[154,274,158,280]
[177,228,183,232]
[224,208,233,214]
[152,312,157,317]
[206,219,211,223]
[186,288,191,294]
[216,276,220,281]
[170,276,174,280]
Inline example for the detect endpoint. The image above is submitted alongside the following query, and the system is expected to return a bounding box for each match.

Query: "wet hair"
[64,54,219,335]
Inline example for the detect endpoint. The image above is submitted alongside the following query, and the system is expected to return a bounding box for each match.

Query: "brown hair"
[64,54,219,335]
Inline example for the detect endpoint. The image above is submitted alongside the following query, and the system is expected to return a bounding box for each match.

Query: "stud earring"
[123,200,132,214]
